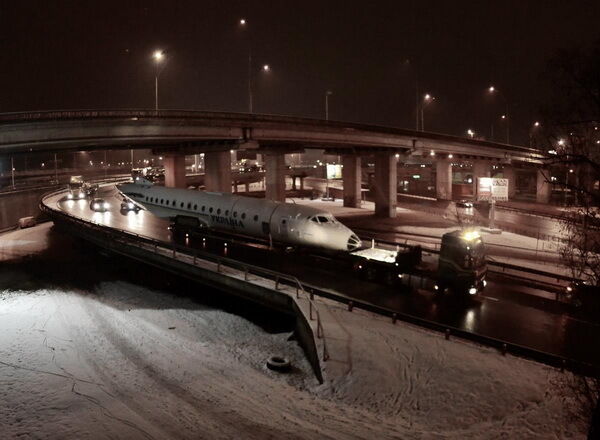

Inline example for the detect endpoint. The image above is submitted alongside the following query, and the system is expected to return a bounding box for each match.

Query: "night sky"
[1,0,599,145]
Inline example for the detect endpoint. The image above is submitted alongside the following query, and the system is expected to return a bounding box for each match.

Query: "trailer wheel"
[266,356,291,372]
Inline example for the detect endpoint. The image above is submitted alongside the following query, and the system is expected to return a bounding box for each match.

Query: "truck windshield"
[466,242,486,268]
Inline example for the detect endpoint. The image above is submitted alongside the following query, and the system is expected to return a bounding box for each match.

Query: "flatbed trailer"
[349,231,487,297]
[170,217,487,298]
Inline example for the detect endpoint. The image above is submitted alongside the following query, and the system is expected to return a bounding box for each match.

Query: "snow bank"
[312,299,587,438]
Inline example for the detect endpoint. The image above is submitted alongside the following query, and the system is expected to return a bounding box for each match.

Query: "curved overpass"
[0,110,544,163]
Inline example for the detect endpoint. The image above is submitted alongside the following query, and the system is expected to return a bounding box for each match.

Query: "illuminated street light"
[467,129,475,138]
[153,50,164,61]
[420,93,435,131]
[487,86,510,143]
[239,18,246,25]
[152,50,167,111]
[534,121,540,127]
[262,64,270,72]
[558,139,565,146]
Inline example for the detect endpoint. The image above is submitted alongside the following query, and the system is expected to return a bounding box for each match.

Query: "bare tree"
[538,39,600,439]
[537,39,600,286]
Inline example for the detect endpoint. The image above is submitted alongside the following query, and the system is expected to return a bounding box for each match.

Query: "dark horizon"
[1,0,599,145]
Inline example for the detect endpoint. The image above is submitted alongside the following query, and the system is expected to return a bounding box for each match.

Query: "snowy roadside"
[0,224,590,439]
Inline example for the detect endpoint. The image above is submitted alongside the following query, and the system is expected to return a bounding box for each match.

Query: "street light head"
[326,90,333,95]
[424,93,431,100]
[153,50,164,61]
[501,114,506,119]
[467,129,474,137]
[488,86,495,93]
[534,121,540,127]
[262,64,270,71]
[239,18,246,25]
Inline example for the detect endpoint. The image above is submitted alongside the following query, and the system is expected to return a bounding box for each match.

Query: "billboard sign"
[326,164,342,180]
[477,177,508,201]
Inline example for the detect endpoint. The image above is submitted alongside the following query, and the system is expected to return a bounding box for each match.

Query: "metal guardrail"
[40,189,598,377]
[40,189,330,362]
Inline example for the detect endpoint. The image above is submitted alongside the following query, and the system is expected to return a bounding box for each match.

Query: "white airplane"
[117,178,362,252]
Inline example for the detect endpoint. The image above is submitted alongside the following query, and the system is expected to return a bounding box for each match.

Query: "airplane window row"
[144,195,258,221]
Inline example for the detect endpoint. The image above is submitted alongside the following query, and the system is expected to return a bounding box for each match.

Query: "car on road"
[566,281,600,320]
[90,198,110,212]
[120,198,140,212]
[455,200,474,209]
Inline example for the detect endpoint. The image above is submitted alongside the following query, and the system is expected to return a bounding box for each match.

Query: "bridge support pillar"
[472,160,491,197]
[373,152,397,218]
[435,158,452,200]
[342,155,362,208]
[502,166,517,199]
[163,155,186,189]
[204,151,231,193]
[536,168,551,204]
[265,153,286,202]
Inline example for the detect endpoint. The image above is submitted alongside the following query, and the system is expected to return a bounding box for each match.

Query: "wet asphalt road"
[49,186,600,368]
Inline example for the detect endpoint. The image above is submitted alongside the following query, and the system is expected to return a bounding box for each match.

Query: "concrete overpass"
[0,110,550,216]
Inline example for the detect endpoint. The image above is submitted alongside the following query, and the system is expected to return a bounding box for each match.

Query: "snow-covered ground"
[0,224,590,438]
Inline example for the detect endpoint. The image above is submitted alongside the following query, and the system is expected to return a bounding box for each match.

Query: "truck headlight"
[469,287,477,295]
[103,202,110,209]
[78,192,85,199]
[67,193,73,200]
[93,203,99,210]
[127,202,134,209]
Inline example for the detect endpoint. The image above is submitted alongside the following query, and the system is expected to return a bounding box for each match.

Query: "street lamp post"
[325,90,333,120]
[153,50,166,111]
[239,19,255,113]
[54,153,58,183]
[488,86,510,143]
[421,93,434,131]
[529,121,541,147]
[10,156,15,188]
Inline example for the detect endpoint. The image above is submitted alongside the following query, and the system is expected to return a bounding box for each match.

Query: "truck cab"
[437,230,487,295]
[67,175,97,200]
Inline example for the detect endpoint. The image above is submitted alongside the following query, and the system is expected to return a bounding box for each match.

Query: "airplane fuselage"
[117,180,361,252]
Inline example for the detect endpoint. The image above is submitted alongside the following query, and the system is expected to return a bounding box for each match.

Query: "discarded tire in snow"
[266,356,291,372]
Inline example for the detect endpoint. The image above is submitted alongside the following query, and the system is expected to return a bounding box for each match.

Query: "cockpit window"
[311,217,319,223]
[317,216,329,223]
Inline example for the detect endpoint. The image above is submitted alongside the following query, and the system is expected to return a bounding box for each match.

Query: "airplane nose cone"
[347,233,361,251]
